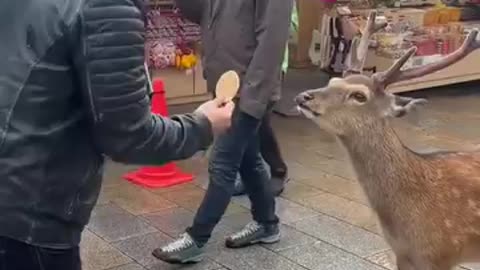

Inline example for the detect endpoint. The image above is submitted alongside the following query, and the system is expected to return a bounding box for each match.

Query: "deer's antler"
[343,11,387,77]
[374,29,480,91]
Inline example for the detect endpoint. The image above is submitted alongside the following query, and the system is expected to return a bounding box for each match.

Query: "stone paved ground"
[81,81,480,270]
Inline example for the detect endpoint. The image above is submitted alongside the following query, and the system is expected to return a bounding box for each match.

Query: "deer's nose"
[295,92,314,105]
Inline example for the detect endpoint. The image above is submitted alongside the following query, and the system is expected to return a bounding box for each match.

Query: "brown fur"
[298,80,480,269]
[295,12,480,269]
[344,118,480,269]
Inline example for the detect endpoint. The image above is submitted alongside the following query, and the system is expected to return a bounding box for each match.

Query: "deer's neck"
[339,119,424,209]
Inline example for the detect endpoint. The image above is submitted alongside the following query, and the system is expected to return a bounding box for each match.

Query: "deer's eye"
[349,92,367,103]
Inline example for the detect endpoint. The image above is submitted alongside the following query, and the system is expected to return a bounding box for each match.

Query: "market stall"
[145,0,209,104]
[307,0,480,93]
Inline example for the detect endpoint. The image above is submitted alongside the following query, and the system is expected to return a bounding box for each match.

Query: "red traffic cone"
[123,79,194,188]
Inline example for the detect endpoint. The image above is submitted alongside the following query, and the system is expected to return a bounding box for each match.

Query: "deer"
[295,11,480,270]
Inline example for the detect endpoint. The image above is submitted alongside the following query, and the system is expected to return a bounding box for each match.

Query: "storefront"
[145,0,480,105]
[302,0,480,93]
[145,0,209,105]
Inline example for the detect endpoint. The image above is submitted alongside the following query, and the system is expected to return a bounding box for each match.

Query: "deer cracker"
[296,11,480,270]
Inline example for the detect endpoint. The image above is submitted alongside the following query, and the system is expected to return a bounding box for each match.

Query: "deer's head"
[296,11,480,136]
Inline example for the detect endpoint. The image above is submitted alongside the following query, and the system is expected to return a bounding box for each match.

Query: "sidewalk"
[81,82,480,270]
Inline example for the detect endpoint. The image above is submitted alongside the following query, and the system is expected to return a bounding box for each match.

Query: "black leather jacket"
[0,0,212,248]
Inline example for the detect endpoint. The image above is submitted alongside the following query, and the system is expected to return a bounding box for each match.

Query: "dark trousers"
[0,237,81,270]
[187,107,279,246]
[259,112,287,178]
[260,72,287,178]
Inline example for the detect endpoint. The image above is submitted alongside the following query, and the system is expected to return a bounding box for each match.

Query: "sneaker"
[225,221,280,248]
[152,233,204,264]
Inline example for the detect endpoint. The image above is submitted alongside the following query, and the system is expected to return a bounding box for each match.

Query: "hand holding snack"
[195,70,240,135]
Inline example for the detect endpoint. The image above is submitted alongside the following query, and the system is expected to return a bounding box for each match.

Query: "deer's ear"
[387,95,428,118]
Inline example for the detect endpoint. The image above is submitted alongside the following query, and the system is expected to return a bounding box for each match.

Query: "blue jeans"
[187,108,279,246]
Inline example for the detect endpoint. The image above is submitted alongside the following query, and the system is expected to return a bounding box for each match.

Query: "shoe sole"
[226,233,281,249]
[152,252,204,264]
[180,254,204,264]
[256,233,281,244]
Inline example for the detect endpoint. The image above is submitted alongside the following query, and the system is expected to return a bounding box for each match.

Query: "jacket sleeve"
[175,0,203,24]
[72,0,213,164]
[239,0,293,118]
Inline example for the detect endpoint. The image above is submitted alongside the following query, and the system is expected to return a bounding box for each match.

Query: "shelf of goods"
[361,7,480,93]
[146,0,210,105]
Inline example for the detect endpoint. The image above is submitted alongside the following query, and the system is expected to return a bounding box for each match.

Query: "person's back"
[0,0,233,268]
[0,0,99,247]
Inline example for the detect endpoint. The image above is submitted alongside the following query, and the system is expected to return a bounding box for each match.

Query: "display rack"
[146,0,210,105]
[372,6,480,93]
[309,3,480,93]
[366,48,480,93]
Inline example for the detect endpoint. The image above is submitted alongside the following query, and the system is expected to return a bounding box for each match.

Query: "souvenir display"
[145,2,200,70]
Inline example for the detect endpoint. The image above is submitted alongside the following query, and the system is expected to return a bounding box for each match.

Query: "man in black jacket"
[153,0,293,264]
[0,0,233,269]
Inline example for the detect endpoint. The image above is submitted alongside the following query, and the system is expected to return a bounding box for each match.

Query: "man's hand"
[195,99,235,135]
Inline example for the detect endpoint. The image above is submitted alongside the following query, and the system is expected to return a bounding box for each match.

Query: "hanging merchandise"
[318,12,333,69]
[316,6,366,74]
[145,2,201,70]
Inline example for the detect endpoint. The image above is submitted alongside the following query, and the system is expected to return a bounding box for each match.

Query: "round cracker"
[215,70,240,102]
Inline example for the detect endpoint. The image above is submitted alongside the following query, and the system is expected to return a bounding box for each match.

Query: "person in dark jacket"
[153,0,293,264]
[0,0,234,269]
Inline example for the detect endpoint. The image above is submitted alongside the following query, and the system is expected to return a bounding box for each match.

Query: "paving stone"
[424,136,477,151]
[156,184,206,203]
[275,197,321,225]
[366,250,479,270]
[178,198,248,217]
[106,263,146,270]
[102,162,139,188]
[217,212,253,232]
[114,231,223,270]
[81,230,132,270]
[280,181,325,202]
[147,258,222,270]
[296,172,369,205]
[113,232,172,267]
[280,241,386,270]
[193,175,210,190]
[311,157,357,181]
[231,196,251,209]
[462,264,480,270]
[142,207,194,236]
[232,196,320,225]
[99,182,176,215]
[262,224,317,252]
[206,245,305,270]
[297,192,380,233]
[366,250,395,269]
[290,214,388,258]
[417,114,480,142]
[149,182,198,195]
[88,204,157,242]
[313,143,349,161]
[158,184,248,217]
